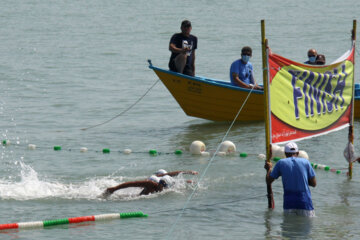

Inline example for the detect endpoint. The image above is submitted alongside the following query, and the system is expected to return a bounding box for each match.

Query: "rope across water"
[165,85,257,239]
[81,79,160,131]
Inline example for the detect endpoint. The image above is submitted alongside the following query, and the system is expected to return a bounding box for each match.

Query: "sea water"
[1,0,360,239]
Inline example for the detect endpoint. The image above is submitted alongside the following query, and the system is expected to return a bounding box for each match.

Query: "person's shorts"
[284,209,316,217]
[168,59,194,76]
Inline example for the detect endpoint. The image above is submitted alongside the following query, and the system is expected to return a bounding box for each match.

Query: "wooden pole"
[261,20,274,209]
[349,19,356,178]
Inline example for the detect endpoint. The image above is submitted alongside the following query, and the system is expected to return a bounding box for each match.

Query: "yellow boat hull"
[149,64,360,121]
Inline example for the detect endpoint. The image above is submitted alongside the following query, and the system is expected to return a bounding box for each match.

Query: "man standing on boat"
[168,20,197,76]
[229,46,263,90]
[264,142,317,217]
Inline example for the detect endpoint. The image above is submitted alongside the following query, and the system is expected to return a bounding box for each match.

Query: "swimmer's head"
[155,169,167,175]
[159,175,175,188]
[148,175,160,183]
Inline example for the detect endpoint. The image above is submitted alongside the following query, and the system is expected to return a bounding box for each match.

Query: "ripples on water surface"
[1,0,360,239]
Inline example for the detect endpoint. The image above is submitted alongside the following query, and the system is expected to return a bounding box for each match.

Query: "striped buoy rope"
[311,162,348,175]
[3,141,256,158]
[272,157,348,175]
[0,211,147,231]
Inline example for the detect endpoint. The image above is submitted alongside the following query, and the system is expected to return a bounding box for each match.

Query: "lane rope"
[0,211,147,231]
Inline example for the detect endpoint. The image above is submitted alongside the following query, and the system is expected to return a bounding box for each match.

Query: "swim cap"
[159,175,175,188]
[155,169,167,175]
[148,175,160,183]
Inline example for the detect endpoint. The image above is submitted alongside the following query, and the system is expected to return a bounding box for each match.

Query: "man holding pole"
[264,142,317,217]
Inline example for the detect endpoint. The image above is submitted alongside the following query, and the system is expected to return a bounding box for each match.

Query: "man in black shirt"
[168,20,198,76]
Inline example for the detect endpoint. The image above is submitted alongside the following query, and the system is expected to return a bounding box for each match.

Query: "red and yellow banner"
[268,45,355,144]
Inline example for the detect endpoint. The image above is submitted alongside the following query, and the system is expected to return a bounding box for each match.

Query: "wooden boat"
[148,60,360,122]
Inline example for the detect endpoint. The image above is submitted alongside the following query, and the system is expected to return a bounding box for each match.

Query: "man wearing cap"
[264,142,317,217]
[229,46,263,90]
[168,20,197,76]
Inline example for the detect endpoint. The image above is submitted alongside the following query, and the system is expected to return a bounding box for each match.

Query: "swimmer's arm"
[105,181,154,195]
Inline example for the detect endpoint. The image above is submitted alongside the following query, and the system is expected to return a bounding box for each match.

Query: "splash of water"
[0,160,118,201]
[0,161,199,201]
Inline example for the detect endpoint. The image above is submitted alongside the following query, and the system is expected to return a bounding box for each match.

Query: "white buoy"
[80,147,88,153]
[272,144,285,158]
[258,153,266,160]
[317,164,325,169]
[28,144,36,150]
[298,150,309,160]
[123,149,132,154]
[217,151,227,156]
[190,140,206,155]
[200,151,210,157]
[219,141,236,154]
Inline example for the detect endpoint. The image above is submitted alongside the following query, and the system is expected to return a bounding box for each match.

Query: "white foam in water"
[0,161,120,200]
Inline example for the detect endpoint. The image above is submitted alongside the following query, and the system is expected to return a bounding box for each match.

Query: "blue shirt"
[270,157,316,210]
[229,59,254,85]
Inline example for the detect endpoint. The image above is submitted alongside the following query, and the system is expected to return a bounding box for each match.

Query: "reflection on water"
[281,214,313,239]
[264,209,314,239]
[339,178,352,206]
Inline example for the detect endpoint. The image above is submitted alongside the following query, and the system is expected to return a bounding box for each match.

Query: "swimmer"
[103,170,198,197]
[103,175,175,197]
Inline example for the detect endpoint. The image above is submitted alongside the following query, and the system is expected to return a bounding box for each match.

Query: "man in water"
[264,142,317,217]
[103,169,198,197]
[168,20,197,76]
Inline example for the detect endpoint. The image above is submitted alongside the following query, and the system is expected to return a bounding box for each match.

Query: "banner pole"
[261,19,274,209]
[349,19,356,178]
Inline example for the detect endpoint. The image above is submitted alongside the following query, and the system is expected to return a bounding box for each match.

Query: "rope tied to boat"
[81,79,160,131]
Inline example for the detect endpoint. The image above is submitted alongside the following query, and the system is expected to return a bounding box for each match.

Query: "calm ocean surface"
[1,0,360,239]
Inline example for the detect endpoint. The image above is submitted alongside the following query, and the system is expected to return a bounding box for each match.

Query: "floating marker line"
[311,162,348,175]
[0,211,147,231]
[272,157,349,175]
[2,141,257,158]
